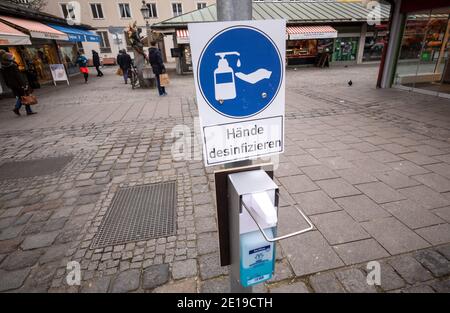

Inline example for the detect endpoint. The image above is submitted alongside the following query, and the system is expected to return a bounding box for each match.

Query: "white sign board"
[189,20,285,166]
[50,64,69,86]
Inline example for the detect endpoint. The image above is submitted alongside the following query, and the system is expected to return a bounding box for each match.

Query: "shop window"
[197,2,207,10]
[21,44,60,83]
[77,41,84,54]
[333,37,359,61]
[394,9,450,91]
[286,40,318,58]
[97,31,111,53]
[60,3,76,20]
[146,3,158,18]
[90,3,104,19]
[119,3,132,19]
[172,3,183,17]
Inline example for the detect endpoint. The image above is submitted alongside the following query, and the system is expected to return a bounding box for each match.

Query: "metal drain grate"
[0,155,73,180]
[91,181,177,248]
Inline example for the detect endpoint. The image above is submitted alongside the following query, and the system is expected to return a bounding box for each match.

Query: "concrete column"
[381,0,403,88]
[357,23,367,64]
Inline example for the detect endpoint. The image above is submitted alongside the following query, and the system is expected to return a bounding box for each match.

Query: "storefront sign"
[189,20,285,166]
[29,31,68,41]
[289,31,338,40]
[50,64,69,86]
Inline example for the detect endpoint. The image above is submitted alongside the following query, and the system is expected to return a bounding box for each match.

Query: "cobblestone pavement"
[0,64,449,293]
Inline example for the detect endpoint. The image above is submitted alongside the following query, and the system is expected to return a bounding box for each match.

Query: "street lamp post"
[140,0,151,48]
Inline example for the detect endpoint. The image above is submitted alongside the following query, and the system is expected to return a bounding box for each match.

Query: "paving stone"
[172,259,197,280]
[309,272,345,293]
[336,195,390,222]
[194,204,215,218]
[399,153,439,166]
[0,224,25,241]
[195,216,217,234]
[352,158,392,173]
[316,178,361,198]
[270,281,309,293]
[333,239,389,265]
[279,175,319,194]
[388,255,433,284]
[274,162,302,178]
[21,231,60,250]
[415,250,450,277]
[200,276,230,293]
[40,244,71,264]
[335,168,378,185]
[402,285,435,293]
[153,278,197,293]
[361,217,429,255]
[292,190,342,215]
[378,262,406,291]
[379,143,413,154]
[301,165,339,181]
[269,259,294,283]
[0,268,31,292]
[415,224,450,245]
[335,268,377,293]
[424,163,450,179]
[23,261,59,290]
[399,186,450,210]
[280,231,343,277]
[412,173,450,193]
[1,249,43,270]
[1,206,23,218]
[0,237,23,254]
[436,245,450,260]
[198,252,228,281]
[430,279,450,293]
[197,232,218,255]
[110,269,141,293]
[289,155,321,167]
[337,149,370,161]
[319,157,354,170]
[142,264,169,289]
[356,182,406,204]
[81,276,111,293]
[374,171,420,189]
[388,161,430,176]
[311,211,370,245]
[382,200,443,229]
[433,207,450,223]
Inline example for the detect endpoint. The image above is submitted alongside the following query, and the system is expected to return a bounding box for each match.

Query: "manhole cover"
[91,182,177,249]
[0,155,74,180]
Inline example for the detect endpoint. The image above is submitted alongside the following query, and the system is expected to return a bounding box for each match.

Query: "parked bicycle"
[130,64,140,89]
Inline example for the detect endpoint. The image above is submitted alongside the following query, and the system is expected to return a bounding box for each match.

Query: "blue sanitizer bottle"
[239,191,277,287]
[240,228,275,287]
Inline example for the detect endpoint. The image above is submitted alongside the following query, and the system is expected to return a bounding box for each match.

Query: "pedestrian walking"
[76,51,89,83]
[0,50,36,116]
[117,49,132,84]
[92,50,103,77]
[148,41,167,96]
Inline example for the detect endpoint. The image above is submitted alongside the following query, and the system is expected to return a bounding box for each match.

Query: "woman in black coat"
[92,50,103,77]
[148,41,167,96]
[0,50,35,116]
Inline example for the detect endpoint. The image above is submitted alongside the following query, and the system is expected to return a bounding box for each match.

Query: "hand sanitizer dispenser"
[226,169,314,292]
[227,170,278,289]
[214,52,240,102]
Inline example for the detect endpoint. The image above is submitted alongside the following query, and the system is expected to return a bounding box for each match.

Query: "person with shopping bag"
[0,50,36,116]
[76,51,89,83]
[148,41,168,96]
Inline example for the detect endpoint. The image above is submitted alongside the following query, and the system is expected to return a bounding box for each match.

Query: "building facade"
[152,1,391,74]
[41,0,215,63]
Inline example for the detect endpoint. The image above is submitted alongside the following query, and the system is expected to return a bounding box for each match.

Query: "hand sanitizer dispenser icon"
[214,52,240,102]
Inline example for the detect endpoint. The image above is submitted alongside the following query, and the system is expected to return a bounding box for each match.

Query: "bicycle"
[130,64,140,89]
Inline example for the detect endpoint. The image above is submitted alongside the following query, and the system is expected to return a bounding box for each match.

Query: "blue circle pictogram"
[198,26,283,119]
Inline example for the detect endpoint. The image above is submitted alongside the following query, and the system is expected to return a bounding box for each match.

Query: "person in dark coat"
[117,49,132,84]
[0,50,35,116]
[92,50,103,77]
[148,41,167,96]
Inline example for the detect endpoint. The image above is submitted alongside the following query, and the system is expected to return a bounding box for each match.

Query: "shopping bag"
[21,94,38,105]
[80,67,89,74]
[159,73,170,86]
[116,68,123,76]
